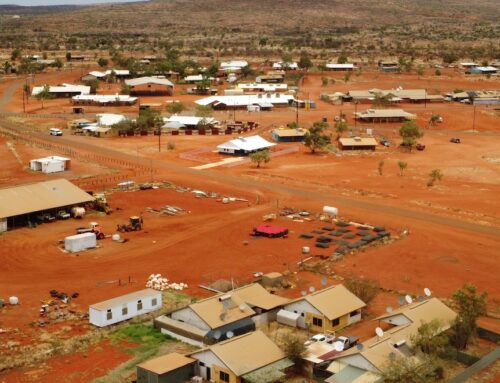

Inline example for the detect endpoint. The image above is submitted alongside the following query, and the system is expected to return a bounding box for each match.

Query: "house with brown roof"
[325,298,456,383]
[338,137,377,151]
[190,330,293,383]
[280,284,366,334]
[155,283,289,345]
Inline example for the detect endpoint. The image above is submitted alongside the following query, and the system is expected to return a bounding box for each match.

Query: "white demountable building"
[273,61,299,70]
[29,156,70,174]
[31,84,91,97]
[217,135,275,155]
[64,232,97,253]
[89,288,162,327]
[162,115,219,129]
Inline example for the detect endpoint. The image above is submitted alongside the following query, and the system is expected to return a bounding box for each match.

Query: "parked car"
[304,333,335,346]
[49,128,63,136]
[450,137,461,143]
[380,138,390,147]
[57,210,71,220]
[416,143,426,151]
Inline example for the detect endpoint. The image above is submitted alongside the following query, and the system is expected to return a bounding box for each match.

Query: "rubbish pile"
[145,205,186,216]
[146,274,188,291]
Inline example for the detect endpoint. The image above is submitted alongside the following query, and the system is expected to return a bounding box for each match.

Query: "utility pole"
[472,105,476,132]
[354,101,358,129]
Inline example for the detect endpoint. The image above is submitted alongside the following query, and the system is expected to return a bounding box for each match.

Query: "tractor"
[117,216,142,233]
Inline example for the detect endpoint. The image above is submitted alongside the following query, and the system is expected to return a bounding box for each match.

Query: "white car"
[49,128,63,136]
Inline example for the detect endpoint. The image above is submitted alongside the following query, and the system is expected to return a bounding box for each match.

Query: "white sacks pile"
[146,274,188,291]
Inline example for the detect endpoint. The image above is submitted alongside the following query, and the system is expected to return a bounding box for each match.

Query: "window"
[106,309,112,320]
[331,318,340,327]
[122,305,128,316]
[350,310,360,317]
[137,300,143,311]
[219,371,230,382]
[151,298,158,307]
[312,317,323,327]
[198,361,205,367]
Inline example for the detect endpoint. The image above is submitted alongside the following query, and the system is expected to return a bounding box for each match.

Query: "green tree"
[34,84,54,109]
[137,108,162,131]
[121,83,131,95]
[344,276,380,305]
[372,93,394,107]
[416,65,425,77]
[65,52,72,62]
[298,52,313,70]
[379,354,440,383]
[280,333,307,368]
[97,57,109,68]
[435,69,442,76]
[411,319,449,355]
[166,102,185,114]
[250,150,271,168]
[337,53,348,64]
[11,48,21,61]
[449,284,487,350]
[53,58,64,69]
[427,169,443,187]
[428,114,441,128]
[84,79,100,94]
[334,120,348,139]
[23,83,30,104]
[286,121,299,129]
[304,121,331,154]
[399,121,423,152]
[398,161,408,176]
[321,77,329,87]
[195,104,213,118]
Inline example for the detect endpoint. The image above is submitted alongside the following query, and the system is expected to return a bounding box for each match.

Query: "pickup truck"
[304,334,359,351]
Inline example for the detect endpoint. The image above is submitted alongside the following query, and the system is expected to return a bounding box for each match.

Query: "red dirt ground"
[0,67,499,381]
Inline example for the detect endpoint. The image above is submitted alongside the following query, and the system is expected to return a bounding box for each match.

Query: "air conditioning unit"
[191,376,203,383]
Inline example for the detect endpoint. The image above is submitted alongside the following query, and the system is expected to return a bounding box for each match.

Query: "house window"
[312,317,323,327]
[106,309,112,320]
[137,300,143,311]
[331,318,340,327]
[220,371,230,382]
[122,305,128,316]
[152,298,158,307]
[350,310,360,317]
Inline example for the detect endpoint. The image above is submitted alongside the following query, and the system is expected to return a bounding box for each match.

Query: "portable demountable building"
[64,232,97,252]
[30,156,70,174]
[89,288,162,327]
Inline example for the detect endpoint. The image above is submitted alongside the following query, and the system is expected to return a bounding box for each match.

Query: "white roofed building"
[31,84,90,98]
[325,63,356,71]
[273,61,299,70]
[220,60,249,73]
[196,93,294,110]
[72,94,137,106]
[162,115,219,129]
[217,135,275,155]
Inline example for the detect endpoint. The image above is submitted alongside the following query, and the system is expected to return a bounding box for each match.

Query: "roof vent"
[218,294,231,302]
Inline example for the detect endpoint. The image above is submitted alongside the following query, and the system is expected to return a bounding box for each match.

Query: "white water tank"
[302,246,310,254]
[323,206,338,217]
[112,234,121,241]
[9,296,19,305]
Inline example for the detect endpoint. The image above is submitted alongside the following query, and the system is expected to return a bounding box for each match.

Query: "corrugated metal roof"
[125,76,174,87]
[90,288,160,311]
[339,137,378,146]
[137,352,195,375]
[217,135,275,151]
[0,179,94,219]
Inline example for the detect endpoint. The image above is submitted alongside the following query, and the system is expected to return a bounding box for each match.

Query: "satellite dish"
[398,297,405,305]
[375,327,384,338]
[356,344,364,351]
[321,277,328,286]
[226,331,234,339]
[405,295,413,304]
[301,290,307,297]
[386,306,393,313]
[389,352,396,360]
[424,288,432,297]
[239,304,247,312]
[213,330,221,340]
[417,296,424,302]
[334,342,344,352]
[309,286,316,293]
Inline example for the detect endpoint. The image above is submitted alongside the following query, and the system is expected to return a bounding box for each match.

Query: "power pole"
[472,105,476,132]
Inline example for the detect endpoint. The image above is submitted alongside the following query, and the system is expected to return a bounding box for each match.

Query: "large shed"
[0,179,94,232]
[125,77,174,96]
[338,137,377,151]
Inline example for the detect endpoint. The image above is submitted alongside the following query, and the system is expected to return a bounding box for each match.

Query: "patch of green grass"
[111,324,170,349]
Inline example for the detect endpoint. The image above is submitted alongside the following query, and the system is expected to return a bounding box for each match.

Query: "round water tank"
[302,246,310,254]
[9,296,19,305]
[112,233,121,241]
[323,206,338,216]
[222,198,229,204]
